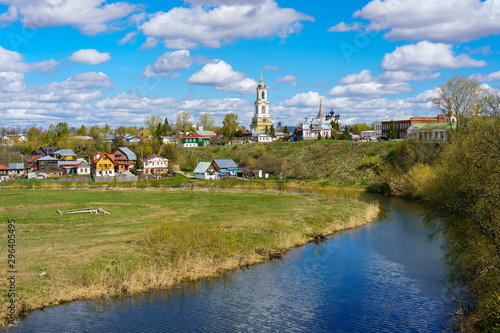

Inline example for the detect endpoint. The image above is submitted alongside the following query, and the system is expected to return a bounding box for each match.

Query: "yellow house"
[54,149,76,161]
[93,152,115,177]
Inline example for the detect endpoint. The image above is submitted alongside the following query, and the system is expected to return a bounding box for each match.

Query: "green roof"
[411,122,457,131]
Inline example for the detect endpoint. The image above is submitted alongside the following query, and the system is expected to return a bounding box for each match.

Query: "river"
[10,196,454,332]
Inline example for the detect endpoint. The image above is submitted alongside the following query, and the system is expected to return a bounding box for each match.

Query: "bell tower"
[250,70,272,131]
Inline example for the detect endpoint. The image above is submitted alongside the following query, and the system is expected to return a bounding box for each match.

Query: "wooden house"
[194,161,219,180]
[112,147,137,173]
[36,156,59,177]
[212,159,240,176]
[183,133,210,147]
[93,153,115,177]
[54,149,77,161]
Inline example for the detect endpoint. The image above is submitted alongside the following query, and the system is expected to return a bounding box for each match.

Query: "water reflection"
[11,196,453,332]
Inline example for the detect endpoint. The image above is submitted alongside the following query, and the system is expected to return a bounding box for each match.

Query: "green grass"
[0,188,378,325]
[178,140,395,188]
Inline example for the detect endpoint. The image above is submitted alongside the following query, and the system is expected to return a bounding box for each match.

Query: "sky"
[1,0,500,130]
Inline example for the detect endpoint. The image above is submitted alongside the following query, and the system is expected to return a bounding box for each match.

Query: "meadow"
[0,188,378,326]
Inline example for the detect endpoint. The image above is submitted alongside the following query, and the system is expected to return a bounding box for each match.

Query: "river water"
[11,196,454,332]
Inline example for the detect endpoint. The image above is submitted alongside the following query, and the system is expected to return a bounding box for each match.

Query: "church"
[250,71,273,132]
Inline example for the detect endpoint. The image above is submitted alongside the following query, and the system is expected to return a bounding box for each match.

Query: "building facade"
[295,102,332,140]
[143,154,169,175]
[250,72,273,131]
[183,133,210,147]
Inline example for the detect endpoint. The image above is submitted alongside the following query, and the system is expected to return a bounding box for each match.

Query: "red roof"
[184,133,203,138]
[28,155,43,163]
[0,165,8,171]
[93,152,114,163]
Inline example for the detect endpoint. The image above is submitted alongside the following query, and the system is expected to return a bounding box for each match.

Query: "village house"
[93,152,115,177]
[53,149,77,161]
[36,156,60,177]
[143,154,169,175]
[8,163,25,178]
[0,165,8,181]
[183,133,210,147]
[212,159,240,176]
[194,161,219,180]
[258,133,274,143]
[31,146,59,157]
[162,136,179,145]
[76,160,91,176]
[112,147,136,173]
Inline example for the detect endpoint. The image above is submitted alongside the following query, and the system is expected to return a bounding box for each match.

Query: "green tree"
[269,123,275,137]
[387,120,397,140]
[161,116,173,133]
[75,125,87,136]
[222,113,239,141]
[340,126,350,140]
[351,122,372,135]
[174,111,195,134]
[317,132,322,140]
[264,126,269,134]
[27,126,42,151]
[430,74,484,129]
[133,157,143,171]
[283,126,289,134]
[160,143,179,163]
[197,113,216,131]
[145,115,163,136]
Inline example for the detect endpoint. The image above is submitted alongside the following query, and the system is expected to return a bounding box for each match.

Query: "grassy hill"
[178,140,395,188]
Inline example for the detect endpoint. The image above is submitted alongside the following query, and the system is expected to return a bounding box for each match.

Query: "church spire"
[317,100,325,120]
[260,68,263,85]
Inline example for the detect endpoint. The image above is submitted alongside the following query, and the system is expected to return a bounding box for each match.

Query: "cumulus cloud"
[186,59,257,94]
[327,82,413,98]
[327,21,363,32]
[68,49,111,65]
[381,41,487,71]
[353,0,500,43]
[275,74,298,87]
[0,46,29,72]
[338,69,439,84]
[470,71,500,82]
[2,0,139,35]
[0,5,17,26]
[141,50,193,78]
[263,66,282,72]
[140,37,159,50]
[139,0,314,48]
[118,31,138,45]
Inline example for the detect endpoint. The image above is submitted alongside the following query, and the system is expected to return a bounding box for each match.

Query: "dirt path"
[172,164,194,179]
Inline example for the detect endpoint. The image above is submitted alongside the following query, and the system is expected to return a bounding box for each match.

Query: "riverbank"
[0,187,379,328]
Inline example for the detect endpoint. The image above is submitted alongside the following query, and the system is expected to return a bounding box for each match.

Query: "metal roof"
[118,147,137,161]
[8,163,25,170]
[411,122,457,131]
[213,159,238,169]
[194,162,212,173]
[54,149,76,156]
[37,156,59,162]
[58,161,80,166]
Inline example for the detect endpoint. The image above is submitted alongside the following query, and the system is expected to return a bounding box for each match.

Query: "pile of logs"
[57,208,110,215]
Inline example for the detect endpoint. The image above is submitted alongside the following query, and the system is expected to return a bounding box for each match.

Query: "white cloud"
[69,49,111,65]
[0,72,25,92]
[186,59,256,94]
[353,0,500,43]
[139,0,314,49]
[140,37,159,50]
[275,74,298,83]
[118,31,138,45]
[327,21,363,32]
[141,50,193,78]
[30,59,60,73]
[187,60,244,85]
[338,69,440,85]
[0,5,17,26]
[381,41,487,71]
[0,46,29,72]
[327,82,413,98]
[263,66,282,72]
[470,71,500,82]
[3,0,139,35]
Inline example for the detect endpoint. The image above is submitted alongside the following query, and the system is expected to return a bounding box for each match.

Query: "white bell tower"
[250,69,272,131]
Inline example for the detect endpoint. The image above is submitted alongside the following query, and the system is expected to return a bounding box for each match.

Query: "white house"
[76,161,91,175]
[143,154,169,175]
[194,161,219,180]
[258,134,274,143]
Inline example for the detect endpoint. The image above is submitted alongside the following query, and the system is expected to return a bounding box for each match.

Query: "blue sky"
[1,0,499,129]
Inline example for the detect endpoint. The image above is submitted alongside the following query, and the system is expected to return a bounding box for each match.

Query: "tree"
[317,132,322,140]
[75,125,87,136]
[198,113,215,131]
[387,120,397,140]
[174,111,195,134]
[160,143,179,163]
[283,126,289,134]
[340,126,350,140]
[430,75,484,129]
[351,122,372,136]
[133,157,143,171]
[27,126,42,151]
[161,116,173,133]
[145,115,163,136]
[269,123,275,137]
[222,113,239,141]
[264,126,269,134]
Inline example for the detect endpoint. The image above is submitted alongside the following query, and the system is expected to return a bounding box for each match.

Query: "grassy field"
[0,188,378,326]
[178,140,395,188]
